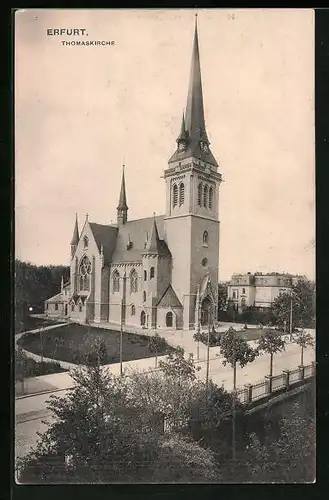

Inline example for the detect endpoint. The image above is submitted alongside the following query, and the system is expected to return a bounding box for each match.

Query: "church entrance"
[201,296,214,326]
[166,311,173,328]
[140,310,146,327]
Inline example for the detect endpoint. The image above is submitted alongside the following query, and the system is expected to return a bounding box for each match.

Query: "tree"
[148,333,168,368]
[220,328,258,391]
[218,282,228,312]
[257,329,285,391]
[16,340,218,484]
[158,346,200,383]
[271,279,315,331]
[244,403,315,483]
[219,327,258,462]
[292,330,314,366]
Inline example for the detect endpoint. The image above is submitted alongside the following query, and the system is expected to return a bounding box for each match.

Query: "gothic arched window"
[130,269,138,293]
[179,183,185,206]
[203,230,209,245]
[131,304,136,316]
[150,267,155,279]
[166,311,173,327]
[203,184,208,208]
[79,256,91,292]
[144,270,147,281]
[83,236,89,249]
[112,270,120,293]
[209,187,213,209]
[143,291,146,302]
[198,183,202,206]
[173,184,178,208]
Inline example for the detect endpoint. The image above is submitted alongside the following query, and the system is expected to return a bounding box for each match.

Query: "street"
[15,339,315,461]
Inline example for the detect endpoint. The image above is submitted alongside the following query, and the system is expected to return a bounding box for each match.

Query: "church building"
[45,17,222,330]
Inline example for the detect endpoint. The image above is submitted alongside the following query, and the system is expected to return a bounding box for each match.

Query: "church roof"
[111,215,171,263]
[117,166,128,210]
[70,214,79,246]
[157,285,182,308]
[45,292,63,303]
[143,216,171,258]
[89,223,118,264]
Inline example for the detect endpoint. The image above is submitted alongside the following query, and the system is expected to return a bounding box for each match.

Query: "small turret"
[70,213,79,259]
[117,165,128,226]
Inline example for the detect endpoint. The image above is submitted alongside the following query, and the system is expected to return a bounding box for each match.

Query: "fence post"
[264,375,272,395]
[244,383,252,404]
[298,365,305,381]
[282,369,290,389]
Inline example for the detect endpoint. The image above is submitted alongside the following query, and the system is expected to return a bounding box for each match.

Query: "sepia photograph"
[14,8,315,483]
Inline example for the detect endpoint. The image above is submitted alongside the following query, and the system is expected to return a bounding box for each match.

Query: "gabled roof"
[157,285,182,308]
[143,216,171,258]
[70,214,79,245]
[89,223,118,264]
[45,292,63,303]
[111,215,171,263]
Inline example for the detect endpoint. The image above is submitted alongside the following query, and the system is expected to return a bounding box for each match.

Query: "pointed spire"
[185,14,208,143]
[145,214,161,253]
[70,213,79,246]
[117,165,128,210]
[177,111,188,142]
[117,165,128,226]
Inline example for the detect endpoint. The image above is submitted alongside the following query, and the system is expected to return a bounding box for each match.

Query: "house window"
[143,291,146,302]
[203,230,209,245]
[173,184,178,207]
[209,187,213,209]
[198,183,202,206]
[83,236,89,249]
[144,270,147,281]
[55,303,58,311]
[179,183,185,206]
[112,270,120,292]
[71,304,75,312]
[232,290,238,299]
[79,256,92,291]
[130,269,138,293]
[131,304,136,316]
[150,267,155,279]
[203,184,208,208]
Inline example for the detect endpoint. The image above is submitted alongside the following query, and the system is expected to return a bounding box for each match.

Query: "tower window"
[202,258,208,267]
[209,187,213,209]
[198,183,202,206]
[203,184,208,208]
[173,184,178,207]
[112,270,120,293]
[143,291,146,302]
[203,230,209,245]
[131,304,136,316]
[130,269,138,293]
[179,183,185,206]
[83,236,89,249]
[144,270,147,281]
[150,267,155,279]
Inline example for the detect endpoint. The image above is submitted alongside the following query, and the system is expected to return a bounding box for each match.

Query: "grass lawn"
[235,328,264,341]
[17,323,175,365]
[15,316,66,334]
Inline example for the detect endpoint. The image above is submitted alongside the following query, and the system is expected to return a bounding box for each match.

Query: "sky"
[15,9,315,281]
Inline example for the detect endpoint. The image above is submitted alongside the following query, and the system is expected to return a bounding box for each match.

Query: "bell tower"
[164,15,222,329]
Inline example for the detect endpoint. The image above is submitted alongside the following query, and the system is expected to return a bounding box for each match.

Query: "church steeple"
[168,14,218,168]
[70,213,79,259]
[117,165,128,226]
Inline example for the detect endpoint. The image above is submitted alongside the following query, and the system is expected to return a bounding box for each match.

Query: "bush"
[15,349,64,380]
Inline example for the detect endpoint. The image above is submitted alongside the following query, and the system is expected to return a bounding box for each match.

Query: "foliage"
[194,328,222,347]
[158,346,200,382]
[148,333,168,355]
[217,282,228,312]
[244,403,315,483]
[257,329,286,356]
[15,348,64,381]
[220,328,259,370]
[16,340,219,483]
[271,279,315,330]
[15,259,70,332]
[292,330,315,350]
[218,307,275,326]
